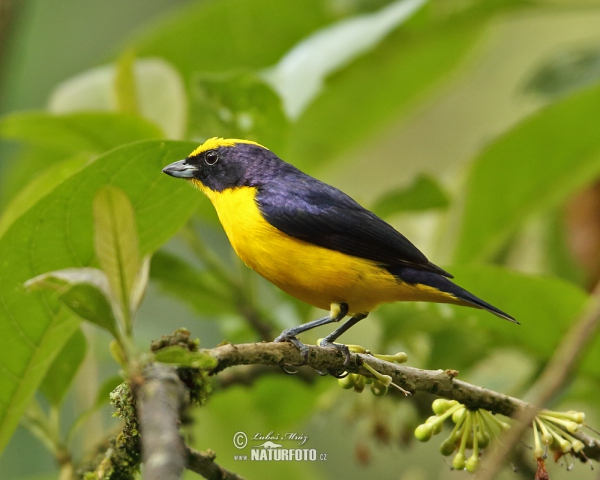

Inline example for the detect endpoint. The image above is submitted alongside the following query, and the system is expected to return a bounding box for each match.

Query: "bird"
[162,137,517,362]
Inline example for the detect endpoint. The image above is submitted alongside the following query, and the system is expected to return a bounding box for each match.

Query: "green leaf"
[114,50,140,115]
[24,267,109,293]
[0,112,163,208]
[371,174,449,218]
[39,329,87,407]
[286,3,518,171]
[154,346,218,369]
[134,0,335,80]
[130,254,152,314]
[93,186,140,322]
[59,284,119,338]
[189,70,289,154]
[0,155,88,238]
[261,0,426,119]
[0,140,200,453]
[454,83,600,264]
[0,111,161,154]
[24,267,119,338]
[49,59,187,139]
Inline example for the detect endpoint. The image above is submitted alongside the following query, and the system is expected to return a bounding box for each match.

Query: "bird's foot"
[319,339,352,366]
[274,331,310,367]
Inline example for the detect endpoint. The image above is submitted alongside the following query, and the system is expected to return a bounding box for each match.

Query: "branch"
[208,342,530,417]
[185,446,247,480]
[206,341,600,461]
[135,363,187,480]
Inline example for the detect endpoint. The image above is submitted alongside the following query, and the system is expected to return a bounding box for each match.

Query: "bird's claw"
[275,332,310,366]
[319,339,352,366]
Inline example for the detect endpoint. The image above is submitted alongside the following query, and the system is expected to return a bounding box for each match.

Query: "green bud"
[432,421,443,435]
[338,374,355,389]
[571,439,584,453]
[465,431,474,450]
[432,399,457,415]
[558,437,571,453]
[346,344,368,354]
[414,423,434,442]
[452,407,466,424]
[452,452,466,470]
[541,432,553,445]
[370,380,388,396]
[564,421,579,433]
[353,374,366,393]
[440,437,456,456]
[567,411,585,423]
[476,430,490,449]
[465,455,480,472]
[392,352,408,363]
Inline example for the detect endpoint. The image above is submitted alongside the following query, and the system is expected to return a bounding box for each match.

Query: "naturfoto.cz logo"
[232,431,327,462]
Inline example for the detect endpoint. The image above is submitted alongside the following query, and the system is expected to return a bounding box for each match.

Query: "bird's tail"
[396,267,518,324]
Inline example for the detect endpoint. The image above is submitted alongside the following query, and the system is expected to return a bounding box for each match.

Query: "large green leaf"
[286,2,523,170]
[0,111,162,153]
[454,83,600,264]
[39,329,87,407]
[135,0,334,80]
[0,140,200,452]
[0,112,163,208]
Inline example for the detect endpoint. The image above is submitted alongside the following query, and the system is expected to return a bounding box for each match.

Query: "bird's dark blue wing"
[256,177,452,278]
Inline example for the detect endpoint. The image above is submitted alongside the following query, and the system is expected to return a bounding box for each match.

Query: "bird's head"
[162,138,282,194]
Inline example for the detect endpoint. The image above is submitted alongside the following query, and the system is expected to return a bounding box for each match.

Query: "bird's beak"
[162,159,196,178]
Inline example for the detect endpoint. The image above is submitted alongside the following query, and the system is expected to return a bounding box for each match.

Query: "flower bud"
[452,452,466,470]
[432,399,456,415]
[338,374,355,389]
[440,437,456,456]
[353,374,366,393]
[465,454,480,472]
[414,423,434,442]
[452,407,466,424]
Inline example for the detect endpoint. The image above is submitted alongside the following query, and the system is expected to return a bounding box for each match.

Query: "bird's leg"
[319,312,369,366]
[274,302,349,364]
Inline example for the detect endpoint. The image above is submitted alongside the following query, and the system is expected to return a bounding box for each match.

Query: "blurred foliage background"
[1,0,600,478]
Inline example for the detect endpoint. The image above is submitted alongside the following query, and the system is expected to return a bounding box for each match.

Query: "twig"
[186,446,247,480]
[136,363,188,480]
[476,280,600,478]
[207,342,531,417]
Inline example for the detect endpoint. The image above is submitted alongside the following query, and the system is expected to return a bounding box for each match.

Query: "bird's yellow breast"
[192,181,457,314]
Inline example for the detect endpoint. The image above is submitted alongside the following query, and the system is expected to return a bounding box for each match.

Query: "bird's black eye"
[205,150,219,165]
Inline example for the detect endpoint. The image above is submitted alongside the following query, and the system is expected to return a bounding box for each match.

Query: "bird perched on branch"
[163,138,516,362]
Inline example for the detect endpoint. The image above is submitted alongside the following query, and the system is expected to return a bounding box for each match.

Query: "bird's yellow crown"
[189,137,267,157]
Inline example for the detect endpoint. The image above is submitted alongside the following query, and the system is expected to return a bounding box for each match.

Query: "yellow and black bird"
[163,138,517,359]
